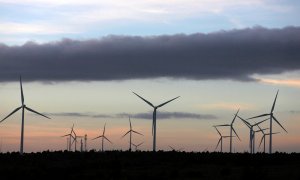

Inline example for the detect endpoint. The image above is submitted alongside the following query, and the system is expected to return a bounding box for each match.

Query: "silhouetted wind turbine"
[92,123,112,152]
[238,116,268,153]
[257,125,280,153]
[168,145,184,152]
[132,92,180,152]
[61,124,75,151]
[72,128,83,152]
[252,126,269,153]
[131,142,144,151]
[247,90,287,154]
[0,76,50,154]
[214,109,241,153]
[214,126,234,152]
[121,116,143,151]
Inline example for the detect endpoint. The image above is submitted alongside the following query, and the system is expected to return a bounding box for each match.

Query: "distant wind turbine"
[214,126,234,152]
[0,76,50,154]
[238,116,268,153]
[132,92,180,152]
[92,123,112,152]
[168,145,184,152]
[214,109,241,153]
[247,90,287,154]
[131,142,144,151]
[72,128,83,152]
[257,125,280,153]
[121,116,143,152]
[61,124,75,151]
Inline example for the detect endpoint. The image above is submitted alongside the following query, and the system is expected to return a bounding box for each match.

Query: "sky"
[0,0,300,153]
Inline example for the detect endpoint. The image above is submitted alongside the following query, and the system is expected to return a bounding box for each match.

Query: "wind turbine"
[0,76,50,154]
[72,128,83,152]
[61,124,75,151]
[168,145,184,152]
[131,142,144,151]
[132,92,180,152]
[247,90,288,154]
[238,116,268,153]
[214,126,234,152]
[92,123,112,152]
[121,116,143,151]
[257,125,280,153]
[214,109,241,153]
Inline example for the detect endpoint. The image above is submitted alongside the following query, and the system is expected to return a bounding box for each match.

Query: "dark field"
[0,151,300,180]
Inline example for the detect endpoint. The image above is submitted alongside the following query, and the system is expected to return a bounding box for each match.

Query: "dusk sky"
[0,0,300,153]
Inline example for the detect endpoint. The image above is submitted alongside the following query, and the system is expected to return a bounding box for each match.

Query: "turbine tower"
[132,92,180,152]
[248,90,287,154]
[121,116,143,151]
[214,109,241,153]
[0,76,50,154]
[92,123,112,152]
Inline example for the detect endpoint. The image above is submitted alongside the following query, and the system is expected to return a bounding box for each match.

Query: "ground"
[0,151,299,179]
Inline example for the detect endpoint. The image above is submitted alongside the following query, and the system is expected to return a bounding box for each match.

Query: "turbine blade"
[61,134,70,137]
[92,136,102,140]
[25,106,51,119]
[103,123,106,135]
[247,113,270,120]
[231,109,240,124]
[232,127,241,141]
[271,90,279,113]
[273,116,288,133]
[169,146,174,150]
[156,96,180,108]
[121,131,130,138]
[0,106,22,123]
[258,136,264,149]
[104,136,112,144]
[132,130,143,136]
[237,116,251,128]
[215,138,221,150]
[256,124,265,134]
[20,76,24,105]
[129,116,132,130]
[214,127,222,136]
[137,142,144,146]
[253,118,269,126]
[132,92,154,108]
[214,124,230,127]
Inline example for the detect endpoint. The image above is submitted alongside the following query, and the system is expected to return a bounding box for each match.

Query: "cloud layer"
[45,112,217,120]
[0,26,299,82]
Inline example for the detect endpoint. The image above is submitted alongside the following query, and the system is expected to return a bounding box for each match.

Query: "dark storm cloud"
[44,112,217,120]
[0,26,299,82]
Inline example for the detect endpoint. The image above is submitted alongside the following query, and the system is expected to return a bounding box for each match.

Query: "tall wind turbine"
[0,76,50,154]
[238,116,268,153]
[92,123,112,152]
[132,92,180,152]
[121,116,143,151]
[214,126,234,152]
[257,125,280,153]
[214,109,241,153]
[248,90,288,154]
